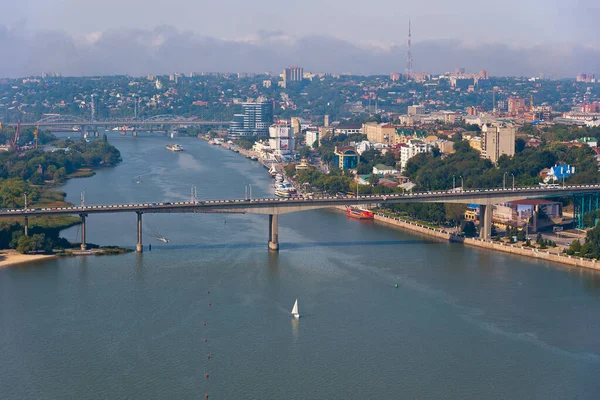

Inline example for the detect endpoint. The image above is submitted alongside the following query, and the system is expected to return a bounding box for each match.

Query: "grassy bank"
[67,168,96,179]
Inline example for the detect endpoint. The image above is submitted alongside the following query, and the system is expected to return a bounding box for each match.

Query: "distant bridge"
[2,185,600,252]
[9,115,229,129]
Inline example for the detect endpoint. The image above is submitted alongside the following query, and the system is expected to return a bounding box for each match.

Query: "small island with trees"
[0,125,130,257]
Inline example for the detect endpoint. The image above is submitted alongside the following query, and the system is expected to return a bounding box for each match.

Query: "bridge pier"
[24,216,29,236]
[80,213,87,250]
[136,212,143,253]
[268,214,279,251]
[479,204,493,240]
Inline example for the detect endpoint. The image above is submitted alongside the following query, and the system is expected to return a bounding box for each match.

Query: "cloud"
[0,25,598,78]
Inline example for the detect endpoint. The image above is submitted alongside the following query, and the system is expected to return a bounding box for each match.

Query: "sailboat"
[291,299,300,318]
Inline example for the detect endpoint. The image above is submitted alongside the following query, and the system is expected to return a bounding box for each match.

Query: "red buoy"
[203,322,206,326]
[204,338,207,342]
[208,290,210,294]
[206,373,209,379]
[205,394,209,399]
[207,354,211,359]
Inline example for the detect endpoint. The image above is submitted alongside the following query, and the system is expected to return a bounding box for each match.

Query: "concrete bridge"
[3,184,600,252]
[10,115,229,130]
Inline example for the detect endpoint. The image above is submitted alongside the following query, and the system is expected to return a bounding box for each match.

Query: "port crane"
[33,122,39,148]
[11,121,21,150]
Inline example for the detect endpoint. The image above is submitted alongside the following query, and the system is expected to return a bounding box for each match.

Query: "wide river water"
[3,134,600,399]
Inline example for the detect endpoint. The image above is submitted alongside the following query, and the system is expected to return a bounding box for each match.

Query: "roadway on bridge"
[1,184,599,218]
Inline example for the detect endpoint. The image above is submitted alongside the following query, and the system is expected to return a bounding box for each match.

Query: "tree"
[445,203,466,226]
[299,146,311,159]
[461,221,477,237]
[568,239,582,255]
[16,235,36,253]
[369,173,380,186]
[53,167,67,183]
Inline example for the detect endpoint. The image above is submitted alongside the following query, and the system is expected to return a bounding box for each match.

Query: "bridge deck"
[1,185,598,218]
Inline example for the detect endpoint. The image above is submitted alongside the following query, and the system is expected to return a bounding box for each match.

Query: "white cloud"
[0,26,598,78]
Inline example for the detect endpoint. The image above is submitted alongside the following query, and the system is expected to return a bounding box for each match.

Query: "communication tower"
[405,19,413,80]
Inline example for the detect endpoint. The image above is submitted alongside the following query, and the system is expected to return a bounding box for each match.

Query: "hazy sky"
[0,0,598,77]
[3,0,598,45]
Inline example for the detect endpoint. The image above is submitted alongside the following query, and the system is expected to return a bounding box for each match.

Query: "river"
[2,134,600,399]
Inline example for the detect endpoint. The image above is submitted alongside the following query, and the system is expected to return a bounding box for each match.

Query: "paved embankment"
[369,211,600,272]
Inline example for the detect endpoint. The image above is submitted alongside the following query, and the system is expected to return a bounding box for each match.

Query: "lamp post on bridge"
[511,173,515,190]
[503,172,507,190]
[191,185,198,203]
[453,175,455,190]
[23,192,28,236]
[460,176,464,190]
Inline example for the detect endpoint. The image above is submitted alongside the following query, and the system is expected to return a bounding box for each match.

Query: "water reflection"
[291,315,299,339]
[141,239,436,252]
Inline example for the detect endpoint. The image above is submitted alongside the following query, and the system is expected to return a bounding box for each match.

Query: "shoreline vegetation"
[0,128,124,265]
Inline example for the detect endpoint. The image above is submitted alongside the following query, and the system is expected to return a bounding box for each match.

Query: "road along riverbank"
[370,210,600,271]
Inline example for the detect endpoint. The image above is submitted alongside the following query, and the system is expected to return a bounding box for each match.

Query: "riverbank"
[0,250,55,268]
[370,210,600,272]
[199,136,600,272]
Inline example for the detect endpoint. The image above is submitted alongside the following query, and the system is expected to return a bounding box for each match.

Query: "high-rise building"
[507,97,526,116]
[577,73,596,83]
[481,123,515,164]
[407,105,425,115]
[269,123,295,156]
[324,115,330,127]
[362,122,396,144]
[400,139,431,170]
[305,130,319,148]
[478,69,489,79]
[228,101,274,138]
[290,117,301,136]
[283,66,304,82]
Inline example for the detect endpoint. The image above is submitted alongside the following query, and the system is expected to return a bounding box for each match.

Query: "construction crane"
[33,122,39,149]
[11,121,21,150]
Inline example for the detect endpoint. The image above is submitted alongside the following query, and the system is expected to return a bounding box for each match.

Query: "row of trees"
[0,221,71,253]
[567,223,600,259]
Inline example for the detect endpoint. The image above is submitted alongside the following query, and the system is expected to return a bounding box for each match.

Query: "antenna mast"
[405,19,413,80]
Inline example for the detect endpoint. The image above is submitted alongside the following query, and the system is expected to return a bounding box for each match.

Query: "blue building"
[228,101,274,138]
[333,146,359,170]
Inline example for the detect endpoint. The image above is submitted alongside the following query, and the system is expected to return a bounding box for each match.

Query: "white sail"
[291,299,299,318]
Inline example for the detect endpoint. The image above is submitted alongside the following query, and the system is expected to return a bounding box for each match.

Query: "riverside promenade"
[372,211,600,271]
